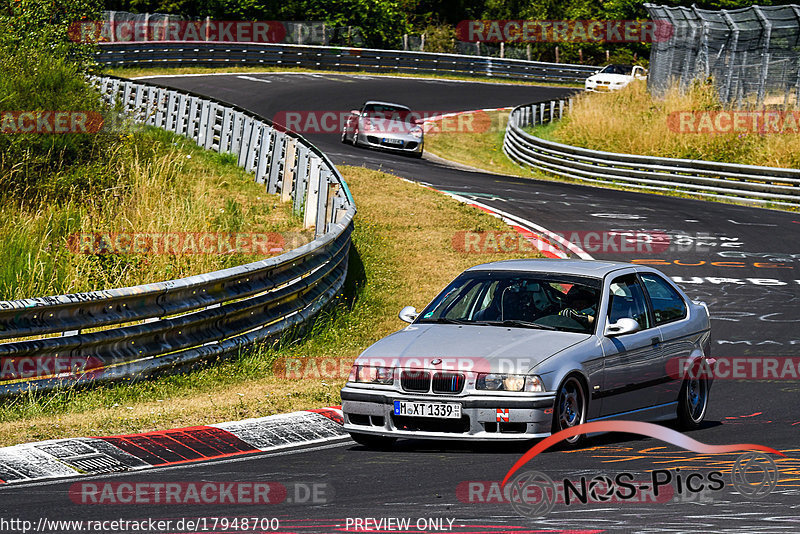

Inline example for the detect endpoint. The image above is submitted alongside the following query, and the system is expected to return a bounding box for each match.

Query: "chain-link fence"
[645,3,800,107]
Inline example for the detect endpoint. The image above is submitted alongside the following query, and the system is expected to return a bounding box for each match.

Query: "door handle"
[651,337,660,346]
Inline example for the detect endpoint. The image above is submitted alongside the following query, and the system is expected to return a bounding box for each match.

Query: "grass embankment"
[0,128,309,301]
[546,81,800,168]
[107,65,583,88]
[0,166,541,446]
[424,89,799,211]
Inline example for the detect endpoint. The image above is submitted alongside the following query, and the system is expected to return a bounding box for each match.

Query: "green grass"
[0,126,308,301]
[424,110,799,212]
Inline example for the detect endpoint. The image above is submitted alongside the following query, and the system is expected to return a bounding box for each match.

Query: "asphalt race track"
[2,73,798,533]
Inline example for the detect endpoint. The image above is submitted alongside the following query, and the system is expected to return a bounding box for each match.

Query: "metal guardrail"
[0,75,356,396]
[503,99,800,208]
[96,42,599,83]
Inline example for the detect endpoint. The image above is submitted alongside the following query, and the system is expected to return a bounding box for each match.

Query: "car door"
[598,273,662,416]
[639,271,690,405]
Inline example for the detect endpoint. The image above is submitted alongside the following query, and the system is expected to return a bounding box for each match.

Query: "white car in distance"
[585,64,647,92]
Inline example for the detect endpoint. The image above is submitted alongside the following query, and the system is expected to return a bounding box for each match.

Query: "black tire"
[551,375,588,447]
[411,149,423,159]
[352,128,361,147]
[340,127,349,144]
[677,360,709,430]
[349,432,396,450]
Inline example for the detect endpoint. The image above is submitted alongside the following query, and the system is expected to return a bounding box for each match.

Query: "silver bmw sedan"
[341,259,712,448]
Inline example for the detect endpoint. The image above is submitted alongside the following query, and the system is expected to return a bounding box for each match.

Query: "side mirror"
[399,306,419,323]
[605,318,640,337]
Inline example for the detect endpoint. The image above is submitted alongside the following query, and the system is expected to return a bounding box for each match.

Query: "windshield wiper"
[425,318,473,325]
[419,318,494,326]
[486,320,557,330]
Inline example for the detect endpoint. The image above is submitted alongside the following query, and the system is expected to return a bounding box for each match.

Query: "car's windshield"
[600,64,633,75]
[417,271,601,334]
[362,104,413,122]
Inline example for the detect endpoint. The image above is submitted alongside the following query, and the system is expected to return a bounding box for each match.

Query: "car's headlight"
[476,373,544,392]
[348,365,394,385]
[410,126,423,138]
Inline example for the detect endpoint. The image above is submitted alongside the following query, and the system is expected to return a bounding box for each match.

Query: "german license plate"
[383,138,404,145]
[393,400,461,419]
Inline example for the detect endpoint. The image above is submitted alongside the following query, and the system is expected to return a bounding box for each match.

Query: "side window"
[608,274,651,330]
[640,273,687,325]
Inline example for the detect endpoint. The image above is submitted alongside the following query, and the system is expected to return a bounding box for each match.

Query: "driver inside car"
[558,286,597,327]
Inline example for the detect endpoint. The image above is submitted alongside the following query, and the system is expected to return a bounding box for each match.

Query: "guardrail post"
[245,122,262,173]
[281,138,298,202]
[539,103,545,124]
[146,88,158,125]
[267,132,285,194]
[230,111,244,155]
[186,97,199,140]
[205,103,219,150]
[198,100,211,147]
[154,88,167,128]
[219,108,233,153]
[316,169,331,235]
[237,116,253,167]
[255,126,271,184]
[165,91,178,132]
[176,94,188,136]
[293,146,310,215]
[558,100,564,119]
[549,101,555,123]
[305,157,321,229]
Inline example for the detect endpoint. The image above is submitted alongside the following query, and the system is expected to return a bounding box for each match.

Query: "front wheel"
[677,361,709,430]
[349,432,396,450]
[552,376,587,447]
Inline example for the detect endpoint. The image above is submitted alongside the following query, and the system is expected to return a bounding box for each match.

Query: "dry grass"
[551,81,800,168]
[424,110,531,177]
[0,165,542,446]
[0,128,310,300]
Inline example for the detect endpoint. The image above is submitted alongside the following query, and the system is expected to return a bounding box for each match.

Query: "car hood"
[356,323,591,373]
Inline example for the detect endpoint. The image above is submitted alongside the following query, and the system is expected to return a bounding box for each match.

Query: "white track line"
[441,192,594,260]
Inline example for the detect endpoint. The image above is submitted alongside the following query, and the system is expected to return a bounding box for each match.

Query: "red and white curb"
[0,407,345,485]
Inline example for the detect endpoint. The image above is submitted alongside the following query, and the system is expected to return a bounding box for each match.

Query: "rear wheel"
[552,376,587,447]
[349,432,396,450]
[340,126,349,144]
[677,360,709,430]
[352,127,361,147]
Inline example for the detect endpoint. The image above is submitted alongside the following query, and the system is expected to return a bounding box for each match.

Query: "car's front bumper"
[341,387,556,441]
[356,132,423,154]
